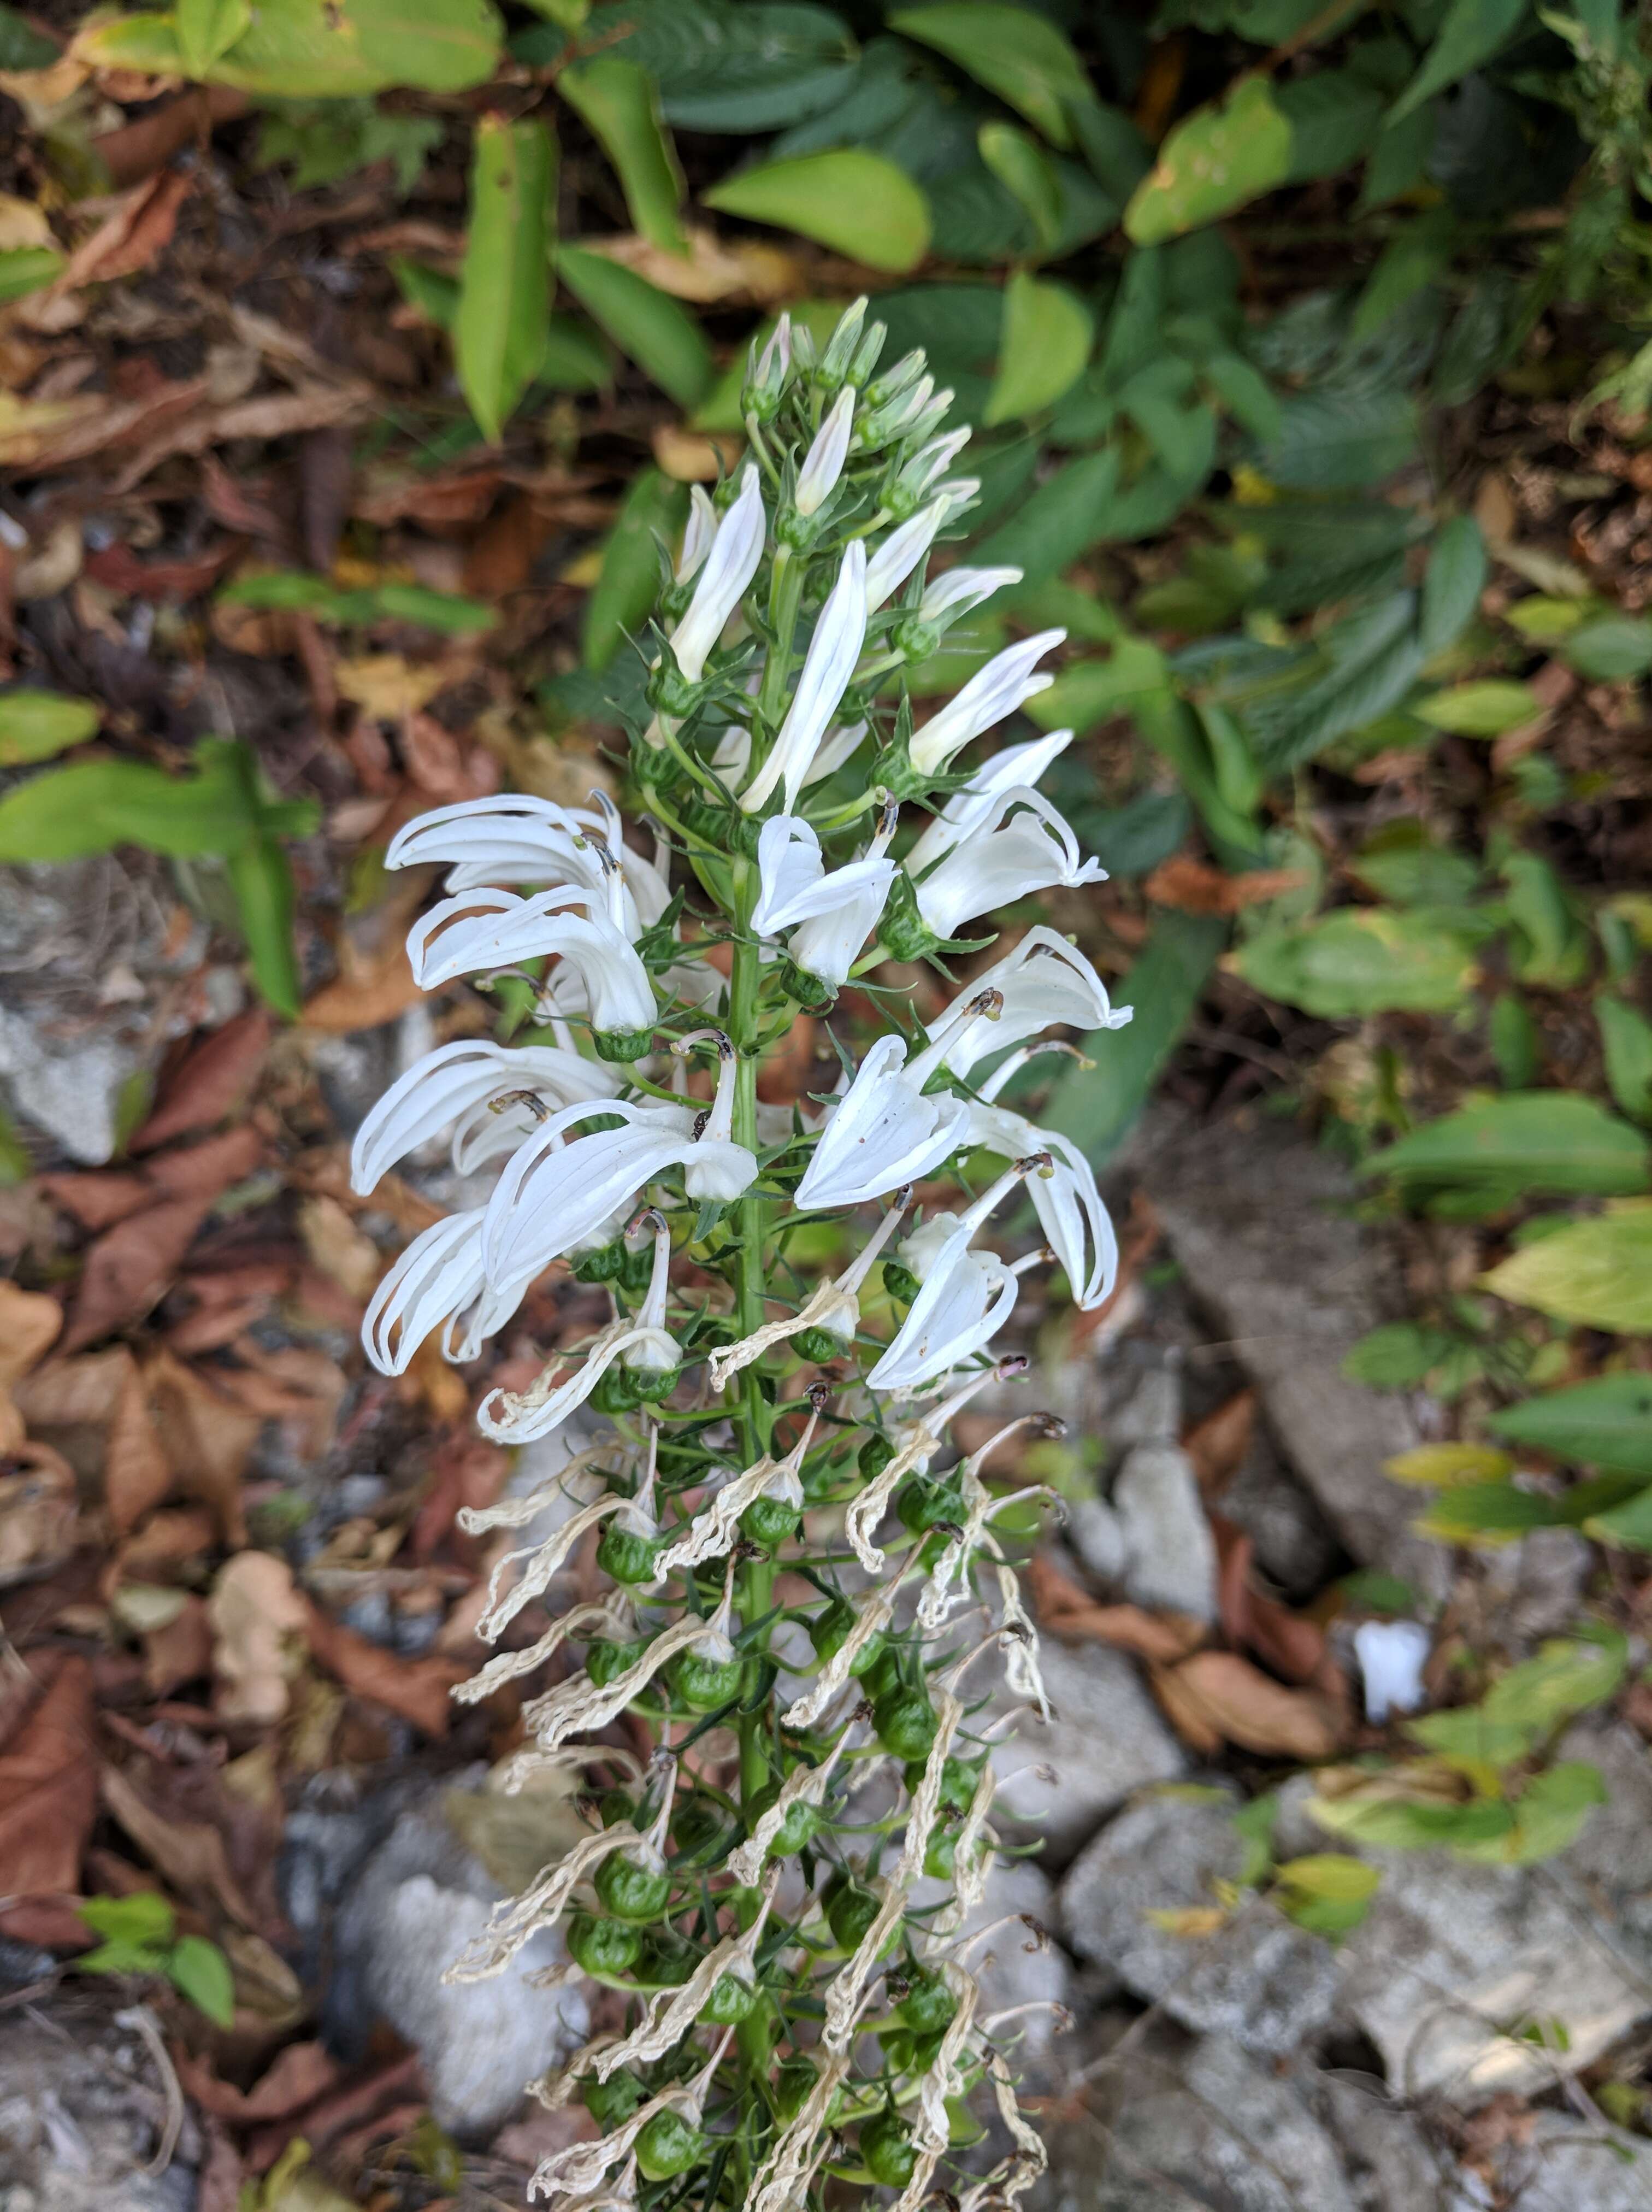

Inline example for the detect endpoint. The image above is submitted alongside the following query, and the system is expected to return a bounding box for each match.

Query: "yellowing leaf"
[1415,679,1542,734]
[704,151,930,274]
[1125,77,1293,246]
[1383,1443,1515,1488]
[1480,1200,1652,1334]
[1144,1905,1228,1937]
[0,689,99,764]
[983,269,1093,425]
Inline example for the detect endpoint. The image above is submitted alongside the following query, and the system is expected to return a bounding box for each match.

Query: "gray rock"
[1481,2113,1651,2211]
[1066,1496,1128,1587]
[1219,1423,1342,1596]
[991,1638,1186,1868]
[1136,1107,1449,1601]
[330,1780,590,2138]
[1040,2029,1358,2212]
[1477,1528,1592,1645]
[1112,1442,1219,1621]
[0,2000,200,2212]
[1316,2072,1455,2212]
[1059,1790,1340,2055]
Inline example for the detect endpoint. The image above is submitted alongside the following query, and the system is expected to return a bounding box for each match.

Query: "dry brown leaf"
[37,1171,154,1231]
[584,226,798,303]
[132,1011,273,1152]
[62,1195,209,1352]
[101,1762,259,1926]
[1146,855,1308,915]
[0,1280,63,1390]
[12,1346,131,1428]
[298,1195,382,1302]
[301,1597,467,1737]
[1182,1388,1256,1498]
[1025,1550,1207,1664]
[110,383,371,496]
[143,1350,260,1545]
[0,1652,98,1902]
[49,169,192,296]
[1154,1650,1344,1760]
[91,85,248,190]
[141,1125,264,1202]
[173,2039,340,2125]
[209,1552,310,1726]
[0,1442,79,1588]
[141,1593,214,1699]
[356,463,502,528]
[301,936,423,1032]
[112,1505,217,1585]
[107,1351,170,1536]
[0,377,210,470]
[335,652,455,721]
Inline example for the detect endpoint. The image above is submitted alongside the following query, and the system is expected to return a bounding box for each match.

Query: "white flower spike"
[908,628,1066,777]
[740,538,868,814]
[867,1158,1049,1393]
[908,786,1106,943]
[666,462,766,686]
[793,1004,990,1213]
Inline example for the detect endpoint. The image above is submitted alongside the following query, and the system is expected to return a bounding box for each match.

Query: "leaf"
[1308,1787,1515,1852]
[1559,615,1652,683]
[977,123,1063,253]
[77,0,505,95]
[1489,1374,1652,1476]
[983,270,1092,424]
[0,1281,62,1391]
[63,1197,211,1354]
[1273,1853,1380,1901]
[1367,1093,1651,1198]
[1481,1201,1652,1333]
[1277,69,1384,183]
[456,117,555,445]
[582,466,688,671]
[133,1010,273,1152]
[1024,1552,1206,1664]
[1124,77,1294,246]
[1414,1480,1571,1544]
[1384,1442,1515,1487]
[1155,1649,1344,1759]
[1230,908,1479,1017]
[0,5,57,66]
[300,1595,467,1734]
[970,446,1122,578]
[0,1655,99,1905]
[545,0,858,134]
[168,1935,238,2027]
[890,4,1092,147]
[1349,213,1454,343]
[560,55,686,254]
[1595,995,1652,1125]
[1419,515,1487,657]
[1342,1322,1456,1387]
[78,1891,178,1949]
[0,247,64,304]
[558,245,713,404]
[1415,678,1540,734]
[1581,1483,1652,1549]
[1478,1761,1606,1865]
[703,151,930,274]
[227,838,304,1019]
[1390,0,1529,121]
[176,0,251,74]
[1256,387,1418,491]
[1481,1632,1627,1736]
[0,740,317,865]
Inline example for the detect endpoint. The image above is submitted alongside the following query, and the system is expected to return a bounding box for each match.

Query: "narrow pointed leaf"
[456,116,556,444]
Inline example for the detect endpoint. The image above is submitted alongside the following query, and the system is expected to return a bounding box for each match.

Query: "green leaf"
[557,245,713,405]
[1342,1322,1457,1387]
[1028,639,1171,731]
[0,4,58,66]
[78,1891,177,1948]
[1478,1761,1606,1865]
[1489,1375,1652,1476]
[0,247,64,305]
[977,122,1064,253]
[1349,212,1454,342]
[1256,387,1419,490]
[1390,0,1529,121]
[1599,996,1652,1125]
[227,838,303,1018]
[1307,1791,1515,1852]
[969,446,1122,579]
[1407,1708,1534,1767]
[77,1938,170,1975]
[1479,1632,1627,1736]
[542,1,857,134]
[1277,68,1384,183]
[167,1935,237,2027]
[1419,515,1488,658]
[0,750,257,862]
[1581,1482,1652,1550]
[1559,615,1652,683]
[456,116,555,445]
[1415,679,1541,734]
[1124,77,1294,246]
[1065,96,1150,201]
[0,690,100,765]
[889,3,1092,147]
[1489,991,1539,1087]
[176,0,250,74]
[1368,1092,1651,1198]
[1231,908,1479,1017]
[560,54,686,254]
[703,151,930,273]
[982,269,1092,425]
[81,0,504,95]
[1481,1201,1652,1333]
[1384,1442,1515,1487]
[582,466,687,670]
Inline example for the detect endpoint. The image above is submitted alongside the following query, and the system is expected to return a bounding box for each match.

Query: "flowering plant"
[353,301,1130,2212]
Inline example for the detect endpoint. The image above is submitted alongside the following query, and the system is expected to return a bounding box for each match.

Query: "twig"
[116,2004,185,2178]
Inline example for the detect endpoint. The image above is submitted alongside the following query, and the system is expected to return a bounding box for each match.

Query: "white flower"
[668,463,765,685]
[908,630,1065,778]
[1354,1619,1431,1723]
[752,810,896,991]
[794,1002,995,1211]
[864,496,955,615]
[914,564,1022,628]
[922,927,1130,1085]
[866,1159,1045,1392]
[676,485,717,584]
[904,730,1074,875]
[965,1050,1117,1311]
[794,387,853,517]
[741,539,868,815]
[481,1033,756,1291]
[385,791,670,932]
[407,886,658,1040]
[896,427,971,504]
[350,1037,620,1195]
[909,787,1105,942]
[709,1192,910,1387]
[362,1206,491,1375]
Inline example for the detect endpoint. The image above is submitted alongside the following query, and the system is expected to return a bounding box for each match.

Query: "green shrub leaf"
[704,151,930,273]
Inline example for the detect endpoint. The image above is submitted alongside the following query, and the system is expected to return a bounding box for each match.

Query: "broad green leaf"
[890,4,1092,147]
[1489,1374,1652,1476]
[1582,1483,1652,1550]
[0,737,317,863]
[1367,1092,1650,1198]
[1124,78,1293,246]
[983,270,1092,425]
[1348,833,1479,905]
[1065,96,1151,201]
[1502,850,1589,989]
[176,0,250,73]
[1383,1443,1514,1487]
[1504,594,1591,642]
[1407,1709,1533,1767]
[227,837,303,1017]
[1489,992,1540,1088]
[1415,1480,1566,1543]
[0,690,99,765]
[1277,68,1384,183]
[79,1892,177,1946]
[77,0,504,95]
[1349,212,1453,342]
[1342,1322,1456,1387]
[970,446,1122,579]
[558,245,713,405]
[1559,614,1652,683]
[0,4,58,66]
[1028,639,1170,731]
[456,117,555,445]
[0,247,64,305]
[78,1938,169,1975]
[1391,0,1529,121]
[1479,1632,1627,1735]
[1597,995,1652,1123]
[373,583,497,634]
[1230,908,1478,1017]
[1415,679,1541,734]
[542,1,858,134]
[703,151,930,274]
[221,573,496,633]
[582,466,688,670]
[560,54,686,254]
[1256,386,1418,492]
[1481,1201,1652,1333]
[977,123,1063,253]
[542,315,612,390]
[1307,1791,1515,1852]
[1473,1761,1605,1866]
[1419,515,1488,658]
[167,1935,237,2027]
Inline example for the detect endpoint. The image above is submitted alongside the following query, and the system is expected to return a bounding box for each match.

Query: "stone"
[1066,1495,1128,1587]
[1040,2028,1358,2212]
[1479,2113,1651,2211]
[1111,1440,1219,1621]
[990,1637,1185,1868]
[1477,1527,1592,1645]
[1315,2072,1454,2212]
[0,1999,201,2212]
[326,1778,590,2138]
[1218,1422,1342,1596]
[1136,1107,1449,1601]
[1059,1790,1340,2055]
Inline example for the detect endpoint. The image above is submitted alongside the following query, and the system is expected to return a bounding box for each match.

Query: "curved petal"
[795,1039,969,1210]
[905,731,1075,874]
[351,1040,618,1195]
[867,1236,1017,1392]
[482,1103,693,1288]
[362,1209,487,1376]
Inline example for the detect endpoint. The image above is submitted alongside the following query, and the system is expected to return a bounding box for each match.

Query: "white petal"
[908,630,1065,778]
[670,464,766,685]
[350,1038,617,1195]
[905,731,1074,874]
[362,1209,488,1376]
[1354,1620,1431,1723]
[795,1036,969,1210]
[741,540,867,815]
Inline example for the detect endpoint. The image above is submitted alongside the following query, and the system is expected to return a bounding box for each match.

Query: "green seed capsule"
[572,1239,625,1284]
[670,1799,729,1865]
[811,1599,886,1678]
[924,1826,958,1880]
[627,1363,680,1405]
[594,1027,657,1064]
[699,1968,757,2025]
[595,1520,662,1586]
[586,1636,648,1687]
[895,1474,963,1536]
[637,1930,698,1987]
[594,1848,671,1924]
[774,2055,817,2122]
[858,1434,896,1481]
[882,1261,922,1308]
[589,1364,642,1415]
[635,2110,706,2181]
[793,1324,847,1363]
[904,1755,982,1819]
[744,1780,819,1860]
[582,2069,644,2131]
[862,1645,904,1702]
[896,1967,957,2035]
[671,1650,744,1712]
[875,1687,938,1762]
[860,2109,918,2188]
[567,1910,642,1978]
[740,1492,802,1551]
[825,1875,882,1954]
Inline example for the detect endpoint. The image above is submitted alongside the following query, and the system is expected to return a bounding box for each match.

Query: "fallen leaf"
[13,1346,131,1427]
[0,1652,98,1903]
[112,1505,217,1585]
[1182,1388,1256,1497]
[0,377,210,470]
[1025,1550,1207,1663]
[1146,855,1307,915]
[62,1195,209,1352]
[297,1195,382,1302]
[196,2125,243,2212]
[335,653,457,721]
[301,1598,467,1736]
[132,1011,273,1151]
[144,1350,261,1545]
[107,1351,170,1535]
[101,1762,260,1926]
[174,2039,340,2125]
[1154,1649,1345,1760]
[85,539,240,601]
[301,937,423,1031]
[141,1592,214,1698]
[110,383,372,497]
[49,169,193,296]
[356,463,502,528]
[142,1125,265,1203]
[0,1279,63,1390]
[586,226,798,304]
[37,1171,155,1230]
[91,86,249,191]
[0,1442,79,1587]
[1144,1905,1229,1938]
[209,1552,310,1726]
